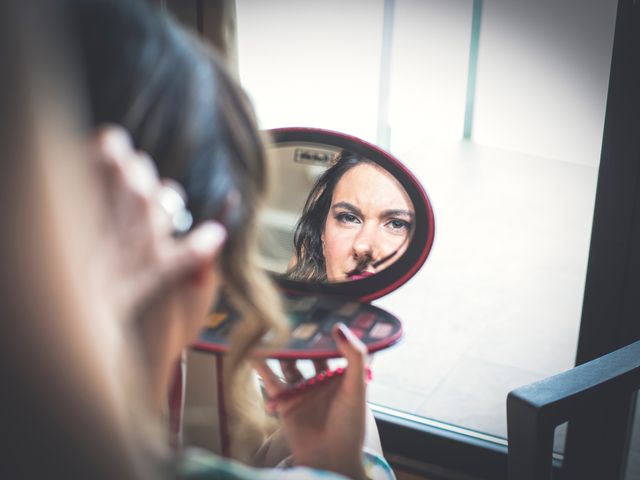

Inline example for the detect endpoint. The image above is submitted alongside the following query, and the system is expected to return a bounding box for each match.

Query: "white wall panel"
[473,0,617,165]
[236,0,384,143]
[389,0,473,155]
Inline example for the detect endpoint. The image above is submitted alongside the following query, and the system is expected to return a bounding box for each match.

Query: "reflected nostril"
[352,252,374,271]
[353,244,373,259]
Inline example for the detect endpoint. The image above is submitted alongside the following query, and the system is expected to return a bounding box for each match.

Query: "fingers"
[92,124,228,317]
[312,359,329,375]
[160,221,226,284]
[93,125,131,171]
[94,126,155,196]
[95,125,227,279]
[94,127,159,235]
[280,360,304,384]
[127,150,158,197]
[333,323,368,397]
[252,360,286,398]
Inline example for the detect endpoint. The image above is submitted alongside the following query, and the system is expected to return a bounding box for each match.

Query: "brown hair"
[68,0,287,461]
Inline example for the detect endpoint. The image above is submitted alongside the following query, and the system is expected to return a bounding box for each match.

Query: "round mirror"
[258,127,435,301]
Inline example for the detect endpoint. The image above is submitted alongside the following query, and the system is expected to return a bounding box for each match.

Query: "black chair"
[507,340,640,480]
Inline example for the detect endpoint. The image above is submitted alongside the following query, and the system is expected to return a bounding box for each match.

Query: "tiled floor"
[367,140,598,441]
[184,139,619,475]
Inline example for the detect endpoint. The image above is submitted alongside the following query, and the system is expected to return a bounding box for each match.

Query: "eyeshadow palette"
[192,292,403,360]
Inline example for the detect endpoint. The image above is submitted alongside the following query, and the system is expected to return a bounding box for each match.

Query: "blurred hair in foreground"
[0,2,146,478]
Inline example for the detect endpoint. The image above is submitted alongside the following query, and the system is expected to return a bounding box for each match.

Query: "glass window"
[236,0,618,445]
[236,0,385,142]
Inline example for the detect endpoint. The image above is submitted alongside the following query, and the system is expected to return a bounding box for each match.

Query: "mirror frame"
[266,127,435,302]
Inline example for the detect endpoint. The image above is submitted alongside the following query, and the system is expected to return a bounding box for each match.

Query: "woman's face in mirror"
[322,162,414,282]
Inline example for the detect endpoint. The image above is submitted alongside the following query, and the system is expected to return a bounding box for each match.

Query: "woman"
[66,0,287,459]
[2,0,394,478]
[287,152,414,282]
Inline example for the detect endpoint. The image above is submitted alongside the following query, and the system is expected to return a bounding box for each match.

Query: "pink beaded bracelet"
[266,366,373,410]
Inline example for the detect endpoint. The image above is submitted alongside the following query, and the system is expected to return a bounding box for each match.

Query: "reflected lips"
[348,271,374,281]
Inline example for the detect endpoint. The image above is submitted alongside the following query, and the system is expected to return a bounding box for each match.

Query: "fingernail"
[335,323,349,342]
[101,126,132,160]
[191,222,226,255]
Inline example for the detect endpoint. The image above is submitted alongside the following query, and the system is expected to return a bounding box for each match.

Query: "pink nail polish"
[336,324,348,342]
[267,367,347,406]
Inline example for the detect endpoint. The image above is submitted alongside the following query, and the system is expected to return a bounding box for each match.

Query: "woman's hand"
[253,324,369,480]
[91,126,227,412]
[91,125,225,322]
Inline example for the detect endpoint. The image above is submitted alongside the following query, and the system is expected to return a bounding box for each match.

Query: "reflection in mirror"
[258,142,415,283]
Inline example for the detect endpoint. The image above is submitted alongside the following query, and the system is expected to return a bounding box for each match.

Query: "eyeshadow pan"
[369,322,394,339]
[287,312,307,327]
[282,296,299,310]
[291,323,318,340]
[197,292,403,359]
[337,301,360,317]
[291,296,318,312]
[205,312,227,329]
[311,334,335,349]
[353,312,375,330]
[212,322,232,338]
[350,327,366,339]
[321,318,338,333]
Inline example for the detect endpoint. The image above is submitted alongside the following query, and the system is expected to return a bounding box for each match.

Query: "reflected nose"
[352,225,379,263]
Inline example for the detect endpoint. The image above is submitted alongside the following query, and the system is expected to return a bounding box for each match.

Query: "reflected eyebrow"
[382,209,414,220]
[331,202,363,216]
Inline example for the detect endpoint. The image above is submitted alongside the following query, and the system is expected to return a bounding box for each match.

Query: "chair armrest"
[507,339,640,480]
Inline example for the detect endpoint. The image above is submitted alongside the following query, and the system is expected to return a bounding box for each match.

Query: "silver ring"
[157,185,193,235]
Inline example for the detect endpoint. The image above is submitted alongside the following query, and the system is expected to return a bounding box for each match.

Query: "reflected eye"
[335,212,361,225]
[386,218,411,233]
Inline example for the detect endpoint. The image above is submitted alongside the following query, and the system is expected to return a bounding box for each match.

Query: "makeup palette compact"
[194,127,435,360]
[194,292,403,359]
